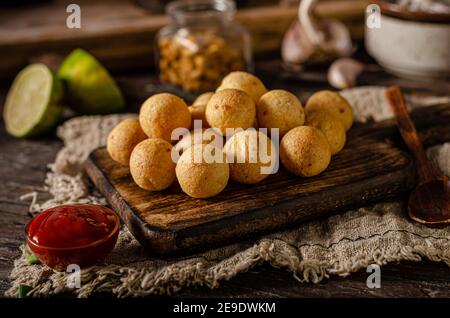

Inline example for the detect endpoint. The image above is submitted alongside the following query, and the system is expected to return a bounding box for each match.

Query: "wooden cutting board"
[84,104,450,255]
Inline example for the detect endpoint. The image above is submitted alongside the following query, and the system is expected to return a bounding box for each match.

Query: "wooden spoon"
[385,86,450,227]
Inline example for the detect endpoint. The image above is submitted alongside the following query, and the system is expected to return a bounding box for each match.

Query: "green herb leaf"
[18,284,33,298]
[26,254,41,265]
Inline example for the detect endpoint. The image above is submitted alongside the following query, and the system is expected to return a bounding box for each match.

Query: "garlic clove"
[327,58,365,89]
[319,20,353,58]
[281,20,317,65]
[282,0,353,66]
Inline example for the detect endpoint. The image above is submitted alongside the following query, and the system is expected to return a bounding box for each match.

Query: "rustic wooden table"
[1,62,450,298]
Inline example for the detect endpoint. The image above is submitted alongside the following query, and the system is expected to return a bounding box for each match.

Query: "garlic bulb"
[282,0,353,65]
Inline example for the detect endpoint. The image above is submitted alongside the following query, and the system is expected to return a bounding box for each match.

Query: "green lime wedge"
[3,63,63,138]
[58,48,125,114]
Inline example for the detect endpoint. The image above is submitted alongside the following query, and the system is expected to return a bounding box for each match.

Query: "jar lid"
[166,0,236,25]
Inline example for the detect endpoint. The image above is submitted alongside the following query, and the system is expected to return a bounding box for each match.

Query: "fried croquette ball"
[174,128,223,159]
[305,90,353,131]
[139,93,191,142]
[205,89,256,135]
[280,126,331,177]
[252,116,259,129]
[216,71,267,103]
[176,144,229,198]
[129,138,176,191]
[190,92,214,128]
[106,118,147,166]
[193,92,214,106]
[224,130,275,184]
[306,111,346,155]
[188,104,209,128]
[257,90,305,137]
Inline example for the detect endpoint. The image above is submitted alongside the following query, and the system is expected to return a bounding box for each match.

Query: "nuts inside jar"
[158,31,245,92]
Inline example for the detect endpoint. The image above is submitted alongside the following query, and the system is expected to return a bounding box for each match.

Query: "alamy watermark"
[64,262,381,290]
[66,264,81,289]
[366,4,381,29]
[66,4,81,29]
[66,3,382,30]
[366,264,381,288]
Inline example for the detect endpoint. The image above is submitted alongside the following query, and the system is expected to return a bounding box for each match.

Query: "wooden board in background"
[84,104,450,255]
[0,0,368,79]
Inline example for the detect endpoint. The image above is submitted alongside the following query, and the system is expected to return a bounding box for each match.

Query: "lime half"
[58,49,125,114]
[3,64,63,138]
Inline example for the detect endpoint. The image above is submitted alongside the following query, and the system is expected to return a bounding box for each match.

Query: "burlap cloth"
[6,86,450,297]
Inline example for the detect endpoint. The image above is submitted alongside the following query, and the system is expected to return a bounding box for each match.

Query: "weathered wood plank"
[177,262,450,298]
[0,106,62,296]
[0,0,366,79]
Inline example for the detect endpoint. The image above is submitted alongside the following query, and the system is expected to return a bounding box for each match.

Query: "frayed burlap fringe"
[7,225,450,297]
[6,86,450,297]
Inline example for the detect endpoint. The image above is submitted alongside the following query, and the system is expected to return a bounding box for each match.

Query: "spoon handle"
[385,86,436,184]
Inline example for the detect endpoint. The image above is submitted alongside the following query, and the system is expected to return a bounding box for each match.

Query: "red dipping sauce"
[26,204,120,270]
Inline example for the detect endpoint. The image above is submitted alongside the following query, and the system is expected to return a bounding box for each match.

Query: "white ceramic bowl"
[365,13,450,79]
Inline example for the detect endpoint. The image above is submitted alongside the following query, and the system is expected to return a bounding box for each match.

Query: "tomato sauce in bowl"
[26,204,120,270]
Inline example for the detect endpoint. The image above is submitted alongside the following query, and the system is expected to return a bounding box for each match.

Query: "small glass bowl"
[25,204,120,270]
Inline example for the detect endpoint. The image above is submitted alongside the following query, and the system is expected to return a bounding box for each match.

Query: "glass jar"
[156,0,253,93]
